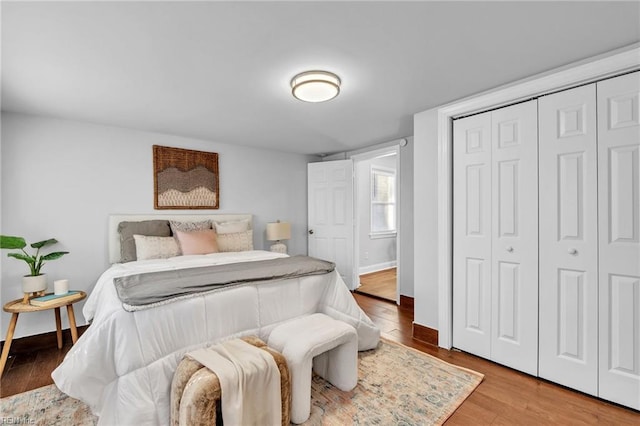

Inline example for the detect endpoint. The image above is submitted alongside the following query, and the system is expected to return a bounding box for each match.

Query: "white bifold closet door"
[539,72,639,409]
[539,84,599,395]
[453,100,539,375]
[597,72,640,410]
[453,112,492,360]
[490,102,539,375]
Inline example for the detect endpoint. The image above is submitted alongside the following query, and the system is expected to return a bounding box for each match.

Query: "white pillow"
[217,230,253,252]
[213,219,250,234]
[133,235,181,260]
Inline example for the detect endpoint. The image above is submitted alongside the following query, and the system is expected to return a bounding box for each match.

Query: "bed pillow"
[118,220,171,262]
[169,220,212,234]
[213,219,250,234]
[217,230,253,252]
[133,235,180,261]
[174,229,219,255]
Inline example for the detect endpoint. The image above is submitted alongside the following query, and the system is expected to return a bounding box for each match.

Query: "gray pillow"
[118,220,171,262]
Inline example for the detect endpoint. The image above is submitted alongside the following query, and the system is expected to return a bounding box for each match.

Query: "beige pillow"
[174,229,219,255]
[217,230,253,252]
[213,219,250,234]
[133,235,180,261]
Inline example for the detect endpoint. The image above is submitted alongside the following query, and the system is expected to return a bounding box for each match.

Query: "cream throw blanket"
[187,339,282,426]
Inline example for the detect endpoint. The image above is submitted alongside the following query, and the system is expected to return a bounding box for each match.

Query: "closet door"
[597,71,640,410]
[490,100,539,375]
[453,112,492,359]
[538,84,599,395]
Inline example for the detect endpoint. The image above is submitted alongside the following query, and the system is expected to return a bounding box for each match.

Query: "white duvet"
[52,250,380,426]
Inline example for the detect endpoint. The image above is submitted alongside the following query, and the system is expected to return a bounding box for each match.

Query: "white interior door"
[538,84,599,395]
[490,100,539,376]
[454,101,539,374]
[453,111,492,359]
[597,71,640,410]
[308,160,355,289]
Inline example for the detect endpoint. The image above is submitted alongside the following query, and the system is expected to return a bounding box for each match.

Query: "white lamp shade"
[266,222,291,241]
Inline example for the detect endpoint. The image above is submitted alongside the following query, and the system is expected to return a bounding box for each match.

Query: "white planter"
[22,274,47,293]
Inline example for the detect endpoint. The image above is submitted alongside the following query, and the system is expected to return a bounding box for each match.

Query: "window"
[370,166,396,236]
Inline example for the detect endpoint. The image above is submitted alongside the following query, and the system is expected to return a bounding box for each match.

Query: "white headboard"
[108,214,253,264]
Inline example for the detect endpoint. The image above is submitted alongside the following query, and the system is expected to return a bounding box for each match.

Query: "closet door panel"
[597,71,640,410]
[490,100,539,376]
[453,112,492,358]
[538,84,598,395]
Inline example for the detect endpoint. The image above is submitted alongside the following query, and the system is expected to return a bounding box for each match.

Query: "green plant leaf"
[0,235,26,249]
[40,251,69,261]
[31,238,58,249]
[3,236,69,276]
[7,252,35,264]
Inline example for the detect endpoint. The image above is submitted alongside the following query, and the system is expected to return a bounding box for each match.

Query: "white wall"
[0,112,317,338]
[413,109,439,328]
[356,155,397,273]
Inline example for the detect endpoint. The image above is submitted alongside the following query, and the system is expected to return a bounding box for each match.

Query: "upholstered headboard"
[108,214,253,264]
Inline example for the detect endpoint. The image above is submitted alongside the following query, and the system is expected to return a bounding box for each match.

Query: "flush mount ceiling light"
[291,70,341,103]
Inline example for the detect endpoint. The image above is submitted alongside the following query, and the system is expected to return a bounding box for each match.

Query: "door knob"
[506,246,514,252]
[568,248,578,255]
[308,229,314,235]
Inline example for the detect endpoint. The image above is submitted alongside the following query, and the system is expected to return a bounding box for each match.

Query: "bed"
[51,214,380,425]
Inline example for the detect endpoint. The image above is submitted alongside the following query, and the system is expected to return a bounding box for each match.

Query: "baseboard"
[0,325,89,354]
[359,261,397,275]
[399,295,414,310]
[413,322,438,346]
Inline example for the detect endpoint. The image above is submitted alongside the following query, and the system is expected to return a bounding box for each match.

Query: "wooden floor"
[0,329,82,398]
[356,267,396,301]
[353,293,639,425]
[1,294,638,425]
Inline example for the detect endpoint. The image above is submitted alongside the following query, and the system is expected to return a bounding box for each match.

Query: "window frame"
[370,165,397,238]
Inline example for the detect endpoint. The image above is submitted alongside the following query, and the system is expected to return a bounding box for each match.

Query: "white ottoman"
[268,313,358,424]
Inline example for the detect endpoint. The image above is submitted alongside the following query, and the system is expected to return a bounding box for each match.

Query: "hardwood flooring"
[1,294,638,425]
[356,267,396,301]
[353,293,639,424]
[0,328,84,398]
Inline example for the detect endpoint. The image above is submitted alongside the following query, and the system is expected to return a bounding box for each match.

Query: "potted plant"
[0,235,69,294]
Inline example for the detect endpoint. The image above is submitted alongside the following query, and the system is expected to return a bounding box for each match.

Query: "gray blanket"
[114,255,335,306]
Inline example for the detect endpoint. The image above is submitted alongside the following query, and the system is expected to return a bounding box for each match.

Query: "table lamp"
[266,221,291,254]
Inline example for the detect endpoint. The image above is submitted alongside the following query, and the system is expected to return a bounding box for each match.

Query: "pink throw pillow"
[175,229,219,255]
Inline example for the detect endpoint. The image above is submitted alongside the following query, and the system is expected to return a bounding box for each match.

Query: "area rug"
[0,338,483,425]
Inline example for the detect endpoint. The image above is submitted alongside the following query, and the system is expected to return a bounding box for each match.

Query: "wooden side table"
[0,291,86,376]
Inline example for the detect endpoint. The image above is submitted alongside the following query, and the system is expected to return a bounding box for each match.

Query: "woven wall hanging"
[153,145,219,209]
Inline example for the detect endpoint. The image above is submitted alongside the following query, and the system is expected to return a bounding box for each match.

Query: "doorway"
[352,149,399,302]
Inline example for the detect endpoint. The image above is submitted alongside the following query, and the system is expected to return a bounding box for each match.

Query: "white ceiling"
[2,1,639,155]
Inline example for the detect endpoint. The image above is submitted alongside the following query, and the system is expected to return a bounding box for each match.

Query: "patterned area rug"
[0,339,483,425]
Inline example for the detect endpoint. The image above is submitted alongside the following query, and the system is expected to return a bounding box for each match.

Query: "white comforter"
[52,250,380,426]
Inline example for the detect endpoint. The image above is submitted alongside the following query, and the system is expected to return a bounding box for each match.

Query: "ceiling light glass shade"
[291,71,341,103]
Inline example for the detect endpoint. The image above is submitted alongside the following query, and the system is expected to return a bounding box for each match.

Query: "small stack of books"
[30,291,81,307]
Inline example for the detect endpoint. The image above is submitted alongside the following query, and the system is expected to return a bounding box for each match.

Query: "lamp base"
[270,242,287,254]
